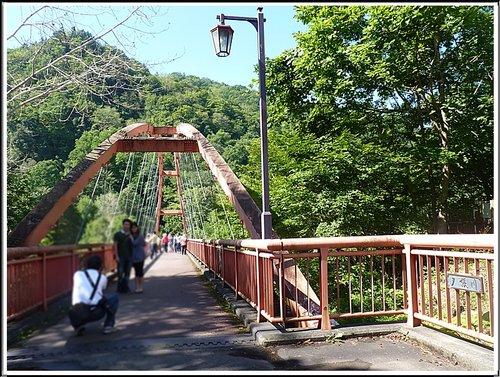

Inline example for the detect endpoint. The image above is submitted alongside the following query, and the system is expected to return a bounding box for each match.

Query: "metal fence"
[7,243,115,321]
[7,235,494,345]
[188,234,494,344]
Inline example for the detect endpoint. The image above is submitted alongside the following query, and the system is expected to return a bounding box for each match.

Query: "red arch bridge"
[6,123,495,346]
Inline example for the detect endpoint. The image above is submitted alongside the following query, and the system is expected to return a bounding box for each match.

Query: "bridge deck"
[9,252,245,350]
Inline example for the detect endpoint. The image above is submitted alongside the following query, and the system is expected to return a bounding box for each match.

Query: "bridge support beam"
[155,152,164,235]
[7,122,321,330]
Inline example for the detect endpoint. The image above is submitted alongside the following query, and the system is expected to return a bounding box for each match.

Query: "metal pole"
[257,7,272,239]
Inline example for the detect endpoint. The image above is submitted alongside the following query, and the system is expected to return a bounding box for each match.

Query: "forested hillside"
[6,28,260,244]
[6,5,494,245]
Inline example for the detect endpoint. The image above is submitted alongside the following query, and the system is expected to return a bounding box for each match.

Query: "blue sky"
[4,3,308,87]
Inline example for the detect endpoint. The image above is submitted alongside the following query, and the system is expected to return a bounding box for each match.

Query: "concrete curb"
[400,326,495,372]
[188,252,495,372]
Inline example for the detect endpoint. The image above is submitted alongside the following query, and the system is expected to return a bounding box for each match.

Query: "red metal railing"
[7,243,115,321]
[187,234,494,344]
[402,235,495,344]
[6,235,494,344]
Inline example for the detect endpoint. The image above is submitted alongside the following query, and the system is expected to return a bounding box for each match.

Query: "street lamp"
[210,7,272,240]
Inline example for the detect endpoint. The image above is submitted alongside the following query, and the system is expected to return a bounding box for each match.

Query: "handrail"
[215,234,495,251]
[7,242,116,321]
[7,243,112,259]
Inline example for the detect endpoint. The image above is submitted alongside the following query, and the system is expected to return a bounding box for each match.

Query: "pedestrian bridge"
[6,123,496,371]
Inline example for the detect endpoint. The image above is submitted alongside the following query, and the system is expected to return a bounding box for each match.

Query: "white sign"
[447,273,484,294]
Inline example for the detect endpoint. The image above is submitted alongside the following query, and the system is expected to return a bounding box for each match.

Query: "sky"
[4,2,309,87]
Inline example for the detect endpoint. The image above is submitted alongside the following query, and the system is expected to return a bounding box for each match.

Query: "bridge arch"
[8,123,319,328]
[7,123,273,247]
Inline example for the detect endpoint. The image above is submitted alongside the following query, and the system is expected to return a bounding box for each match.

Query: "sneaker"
[102,326,114,334]
[75,326,86,336]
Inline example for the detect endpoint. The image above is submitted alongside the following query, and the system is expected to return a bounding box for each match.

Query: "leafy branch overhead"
[258,5,493,236]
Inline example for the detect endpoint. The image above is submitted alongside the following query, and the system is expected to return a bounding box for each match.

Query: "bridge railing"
[187,234,494,344]
[7,243,115,321]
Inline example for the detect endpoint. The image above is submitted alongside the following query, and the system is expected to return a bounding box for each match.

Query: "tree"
[265,5,494,234]
[6,5,171,113]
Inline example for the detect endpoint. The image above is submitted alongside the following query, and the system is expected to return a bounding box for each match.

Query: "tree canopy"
[250,5,494,237]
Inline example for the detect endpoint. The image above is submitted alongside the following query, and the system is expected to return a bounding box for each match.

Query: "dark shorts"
[133,261,145,277]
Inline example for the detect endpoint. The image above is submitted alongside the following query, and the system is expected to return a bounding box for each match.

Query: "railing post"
[235,246,239,300]
[221,244,225,285]
[43,250,47,311]
[320,248,331,331]
[212,241,217,279]
[203,240,207,267]
[280,253,286,328]
[404,243,422,327]
[256,248,261,322]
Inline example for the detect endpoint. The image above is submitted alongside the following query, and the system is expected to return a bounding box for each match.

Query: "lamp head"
[210,18,234,57]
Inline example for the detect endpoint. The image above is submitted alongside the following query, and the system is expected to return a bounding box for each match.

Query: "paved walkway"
[9,252,243,348]
[5,251,495,373]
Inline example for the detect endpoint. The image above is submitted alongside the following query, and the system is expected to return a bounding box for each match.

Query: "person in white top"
[179,234,187,255]
[70,255,119,335]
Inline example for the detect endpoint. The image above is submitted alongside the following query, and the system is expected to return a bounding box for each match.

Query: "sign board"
[447,273,484,294]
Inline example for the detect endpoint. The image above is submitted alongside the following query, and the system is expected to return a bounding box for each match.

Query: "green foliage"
[263,5,493,235]
[7,8,493,247]
[7,158,64,234]
[325,332,344,343]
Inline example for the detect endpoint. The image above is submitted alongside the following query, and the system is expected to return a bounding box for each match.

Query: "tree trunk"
[430,34,450,234]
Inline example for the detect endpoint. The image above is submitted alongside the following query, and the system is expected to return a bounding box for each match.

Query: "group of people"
[114,219,147,294]
[160,232,187,255]
[144,231,187,258]
[70,219,179,336]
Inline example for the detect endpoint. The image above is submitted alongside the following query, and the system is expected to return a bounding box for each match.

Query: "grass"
[325,331,345,344]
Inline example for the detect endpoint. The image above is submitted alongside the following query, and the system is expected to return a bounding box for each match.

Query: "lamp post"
[211,7,272,239]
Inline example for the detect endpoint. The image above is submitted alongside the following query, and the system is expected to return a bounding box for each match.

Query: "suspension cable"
[74,166,105,243]
[212,174,236,240]
[190,154,208,238]
[129,152,149,220]
[108,152,134,233]
[124,153,135,215]
[179,154,199,238]
[180,153,198,237]
[192,153,224,238]
[178,153,195,237]
[182,153,205,239]
[137,153,157,226]
[142,157,160,233]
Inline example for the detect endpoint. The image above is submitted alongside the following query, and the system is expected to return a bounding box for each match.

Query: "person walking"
[130,222,147,293]
[168,233,175,254]
[69,255,119,335]
[175,234,181,253]
[113,218,133,293]
[161,232,168,253]
[150,231,159,259]
[180,233,187,255]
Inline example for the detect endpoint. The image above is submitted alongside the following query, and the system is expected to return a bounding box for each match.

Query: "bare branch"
[7,5,50,41]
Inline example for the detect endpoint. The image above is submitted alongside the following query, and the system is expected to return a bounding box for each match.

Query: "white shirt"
[180,235,187,246]
[72,269,108,305]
